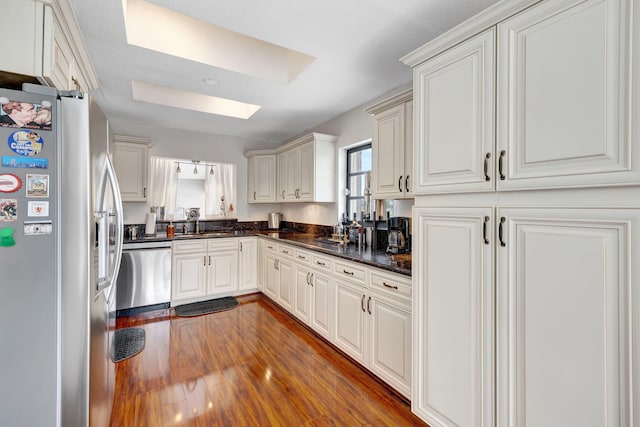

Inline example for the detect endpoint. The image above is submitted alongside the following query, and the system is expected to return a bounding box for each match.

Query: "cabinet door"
[293,264,311,324]
[334,280,368,365]
[413,29,495,194]
[276,151,288,201]
[248,155,276,203]
[497,0,639,190]
[372,104,405,198]
[285,148,300,200]
[278,258,294,310]
[369,294,412,398]
[206,251,238,295]
[413,207,494,427]
[172,252,206,302]
[112,142,148,202]
[238,238,257,290]
[497,208,637,427]
[310,271,333,340]
[298,141,315,201]
[43,10,74,90]
[403,100,413,198]
[264,252,279,300]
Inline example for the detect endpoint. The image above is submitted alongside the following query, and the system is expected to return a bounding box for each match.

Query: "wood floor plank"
[111,295,426,426]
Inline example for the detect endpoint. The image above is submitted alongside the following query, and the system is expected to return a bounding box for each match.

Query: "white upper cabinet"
[276,133,337,203]
[246,152,277,203]
[0,0,98,91]
[497,0,639,190]
[366,89,414,199]
[112,136,150,202]
[407,0,640,194]
[412,29,495,194]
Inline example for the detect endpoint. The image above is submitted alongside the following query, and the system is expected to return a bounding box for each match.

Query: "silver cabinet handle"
[398,175,402,192]
[298,255,306,260]
[382,282,398,290]
[208,256,211,266]
[499,217,506,247]
[306,272,310,285]
[309,273,314,286]
[484,153,491,181]
[203,256,206,266]
[316,260,326,266]
[343,269,354,276]
[240,242,243,251]
[253,191,256,200]
[281,190,285,199]
[483,216,490,245]
[499,150,506,180]
[361,294,366,312]
[282,249,289,254]
[405,175,410,193]
[367,296,372,315]
[267,245,274,250]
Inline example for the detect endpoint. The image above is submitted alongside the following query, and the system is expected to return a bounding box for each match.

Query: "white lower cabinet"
[309,270,334,340]
[238,237,258,291]
[206,239,238,296]
[335,279,368,365]
[414,206,640,427]
[258,238,411,397]
[172,238,239,304]
[497,208,638,427]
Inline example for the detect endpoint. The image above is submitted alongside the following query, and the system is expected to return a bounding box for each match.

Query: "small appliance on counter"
[268,212,283,230]
[386,216,411,254]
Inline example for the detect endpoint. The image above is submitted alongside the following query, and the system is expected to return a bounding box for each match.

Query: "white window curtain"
[149,157,179,219]
[204,163,236,218]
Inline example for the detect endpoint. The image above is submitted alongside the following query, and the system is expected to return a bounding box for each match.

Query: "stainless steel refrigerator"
[0,84,123,427]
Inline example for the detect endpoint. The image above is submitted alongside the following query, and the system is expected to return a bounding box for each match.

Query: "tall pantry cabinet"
[402,0,640,426]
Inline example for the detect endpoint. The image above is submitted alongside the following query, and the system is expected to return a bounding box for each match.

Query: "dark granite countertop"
[256,231,411,277]
[124,230,411,277]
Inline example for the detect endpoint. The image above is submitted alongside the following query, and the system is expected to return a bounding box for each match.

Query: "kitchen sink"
[198,231,235,237]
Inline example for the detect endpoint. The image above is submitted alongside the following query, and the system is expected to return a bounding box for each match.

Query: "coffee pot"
[386,217,411,254]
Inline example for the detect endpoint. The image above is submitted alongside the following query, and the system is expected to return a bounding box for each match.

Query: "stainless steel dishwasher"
[116,240,172,316]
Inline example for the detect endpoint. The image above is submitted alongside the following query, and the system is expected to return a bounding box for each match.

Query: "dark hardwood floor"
[110,294,427,426]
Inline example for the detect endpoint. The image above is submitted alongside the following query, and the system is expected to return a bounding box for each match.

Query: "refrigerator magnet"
[23,220,52,236]
[0,199,17,222]
[0,98,52,131]
[27,201,49,217]
[0,173,22,193]
[25,174,49,198]
[7,130,44,156]
[0,227,15,247]
[1,155,48,169]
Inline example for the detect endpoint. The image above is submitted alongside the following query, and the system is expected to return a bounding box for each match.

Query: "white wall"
[112,82,414,226]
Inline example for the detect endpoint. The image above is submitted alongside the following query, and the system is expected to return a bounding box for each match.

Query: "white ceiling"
[70,0,498,145]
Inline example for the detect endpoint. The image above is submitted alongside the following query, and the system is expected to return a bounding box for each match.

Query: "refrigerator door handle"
[105,155,124,302]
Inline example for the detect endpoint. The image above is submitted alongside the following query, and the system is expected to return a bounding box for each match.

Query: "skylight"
[131,81,261,120]
[122,0,315,83]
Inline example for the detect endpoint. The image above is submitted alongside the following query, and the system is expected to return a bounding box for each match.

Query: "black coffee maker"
[386,217,411,254]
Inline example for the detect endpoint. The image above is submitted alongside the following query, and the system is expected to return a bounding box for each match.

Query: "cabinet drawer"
[207,238,238,252]
[263,241,277,252]
[294,249,311,264]
[370,270,411,299]
[278,245,294,258]
[312,254,333,271]
[173,240,207,253]
[334,260,366,283]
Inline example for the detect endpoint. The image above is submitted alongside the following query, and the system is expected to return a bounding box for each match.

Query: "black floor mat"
[111,327,145,363]
[174,296,239,317]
